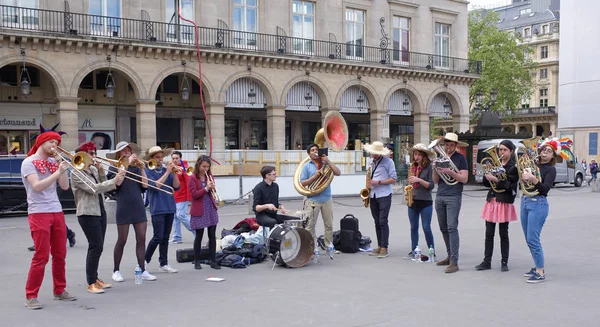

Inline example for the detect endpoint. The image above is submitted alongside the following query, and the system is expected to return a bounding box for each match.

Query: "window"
[520,8,531,15]
[540,46,548,59]
[539,88,548,107]
[393,16,410,64]
[523,49,530,60]
[166,0,194,43]
[193,119,206,150]
[345,8,364,59]
[89,0,121,36]
[434,23,450,68]
[233,0,258,47]
[1,0,38,28]
[523,27,531,38]
[541,24,549,34]
[539,68,548,79]
[521,95,530,109]
[292,1,314,53]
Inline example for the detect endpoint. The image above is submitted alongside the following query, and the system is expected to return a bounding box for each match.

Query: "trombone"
[94,156,174,195]
[52,146,99,192]
[205,171,225,207]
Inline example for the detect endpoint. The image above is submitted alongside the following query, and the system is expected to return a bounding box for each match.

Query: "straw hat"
[362,141,391,156]
[440,132,468,147]
[106,141,141,159]
[410,143,435,158]
[144,146,173,161]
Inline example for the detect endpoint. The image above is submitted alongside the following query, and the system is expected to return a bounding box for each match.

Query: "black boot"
[499,222,509,272]
[67,229,76,247]
[210,261,221,270]
[501,261,509,272]
[194,260,202,270]
[28,245,35,252]
[475,261,491,270]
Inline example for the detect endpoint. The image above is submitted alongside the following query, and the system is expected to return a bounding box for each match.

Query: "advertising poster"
[78,131,115,150]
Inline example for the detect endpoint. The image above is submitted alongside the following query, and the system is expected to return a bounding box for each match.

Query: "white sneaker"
[112,271,124,282]
[159,265,178,273]
[141,270,157,281]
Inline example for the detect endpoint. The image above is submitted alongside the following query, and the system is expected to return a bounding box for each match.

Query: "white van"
[474,138,585,187]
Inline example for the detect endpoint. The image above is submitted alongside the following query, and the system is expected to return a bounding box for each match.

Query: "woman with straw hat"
[405,143,436,260]
[363,141,397,259]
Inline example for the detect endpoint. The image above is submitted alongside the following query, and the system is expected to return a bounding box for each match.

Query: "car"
[474,138,585,187]
[0,156,76,214]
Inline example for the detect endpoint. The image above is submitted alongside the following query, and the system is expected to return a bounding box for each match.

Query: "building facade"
[435,0,559,137]
[0,0,478,154]
[557,0,600,162]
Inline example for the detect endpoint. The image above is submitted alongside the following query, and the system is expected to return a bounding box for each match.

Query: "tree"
[468,10,534,114]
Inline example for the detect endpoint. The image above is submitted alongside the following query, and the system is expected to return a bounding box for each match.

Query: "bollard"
[247,192,254,214]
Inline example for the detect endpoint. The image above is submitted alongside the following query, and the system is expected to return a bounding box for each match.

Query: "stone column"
[549,121,557,136]
[55,97,80,150]
[452,114,470,134]
[266,105,286,150]
[413,112,430,145]
[135,100,157,152]
[369,110,383,143]
[205,102,225,151]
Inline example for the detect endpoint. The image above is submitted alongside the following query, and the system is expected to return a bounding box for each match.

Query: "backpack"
[338,214,361,253]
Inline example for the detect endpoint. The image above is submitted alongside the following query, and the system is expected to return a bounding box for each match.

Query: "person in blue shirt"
[143,146,180,274]
[300,143,341,256]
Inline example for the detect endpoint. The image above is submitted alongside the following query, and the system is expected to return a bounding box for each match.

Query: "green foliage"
[469,10,534,113]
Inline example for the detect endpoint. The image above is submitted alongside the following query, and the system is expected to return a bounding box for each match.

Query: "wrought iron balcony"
[0,5,481,75]
[470,106,556,119]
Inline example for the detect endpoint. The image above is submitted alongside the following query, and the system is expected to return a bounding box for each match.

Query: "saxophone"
[404,163,414,207]
[359,166,371,208]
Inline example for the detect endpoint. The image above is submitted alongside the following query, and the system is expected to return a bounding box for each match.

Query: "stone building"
[0,0,478,154]
[434,0,559,138]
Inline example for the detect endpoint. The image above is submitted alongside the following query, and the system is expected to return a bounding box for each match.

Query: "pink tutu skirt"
[481,198,518,223]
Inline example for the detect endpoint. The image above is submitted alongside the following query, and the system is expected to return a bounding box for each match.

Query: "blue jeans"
[435,195,462,263]
[520,196,548,269]
[171,201,194,242]
[145,213,175,267]
[407,204,434,252]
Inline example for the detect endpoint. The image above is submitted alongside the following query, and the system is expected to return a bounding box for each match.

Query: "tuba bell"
[428,137,460,185]
[293,111,348,197]
[480,145,507,193]
[516,136,542,196]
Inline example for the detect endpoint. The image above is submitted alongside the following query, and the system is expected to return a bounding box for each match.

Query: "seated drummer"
[253,165,293,227]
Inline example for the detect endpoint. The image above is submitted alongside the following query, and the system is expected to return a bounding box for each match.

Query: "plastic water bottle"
[313,248,320,263]
[414,246,421,262]
[134,265,142,285]
[327,242,335,259]
[428,246,435,263]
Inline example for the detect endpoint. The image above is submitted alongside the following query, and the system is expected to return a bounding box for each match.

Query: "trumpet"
[205,172,225,207]
[52,146,99,192]
[135,158,160,170]
[428,137,460,185]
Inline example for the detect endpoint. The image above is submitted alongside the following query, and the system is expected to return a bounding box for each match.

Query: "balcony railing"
[0,5,482,75]
[468,106,556,120]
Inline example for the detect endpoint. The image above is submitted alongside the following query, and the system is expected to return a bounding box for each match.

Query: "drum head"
[268,225,314,268]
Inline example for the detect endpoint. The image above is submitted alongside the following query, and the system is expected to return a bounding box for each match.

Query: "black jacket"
[483,159,519,204]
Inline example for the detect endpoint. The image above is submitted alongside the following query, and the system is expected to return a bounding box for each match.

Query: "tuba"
[516,137,542,196]
[404,163,415,206]
[293,111,348,197]
[480,145,507,193]
[428,137,460,185]
[360,166,371,208]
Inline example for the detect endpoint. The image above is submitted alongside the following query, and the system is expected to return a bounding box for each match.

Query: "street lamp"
[180,60,190,102]
[105,55,116,99]
[20,49,31,97]
[304,70,313,109]
[474,89,498,115]
[247,65,256,105]
[356,75,365,108]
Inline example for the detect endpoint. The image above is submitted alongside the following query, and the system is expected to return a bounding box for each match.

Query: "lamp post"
[180,60,190,102]
[304,70,312,109]
[20,49,31,97]
[105,55,116,100]
[473,89,498,116]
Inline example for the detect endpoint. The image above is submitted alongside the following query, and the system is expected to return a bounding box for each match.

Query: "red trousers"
[26,212,67,299]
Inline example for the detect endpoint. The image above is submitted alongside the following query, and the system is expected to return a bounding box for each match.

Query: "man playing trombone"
[21,127,76,309]
[300,143,341,256]
[143,146,180,274]
[431,132,469,273]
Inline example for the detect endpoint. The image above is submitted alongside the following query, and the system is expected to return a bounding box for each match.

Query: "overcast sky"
[468,0,513,10]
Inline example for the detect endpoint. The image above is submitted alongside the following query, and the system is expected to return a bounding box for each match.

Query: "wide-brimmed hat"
[362,141,391,156]
[410,143,435,157]
[106,141,141,159]
[144,146,173,161]
[440,132,468,147]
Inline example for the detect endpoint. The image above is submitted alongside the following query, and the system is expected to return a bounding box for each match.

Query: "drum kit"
[267,111,348,269]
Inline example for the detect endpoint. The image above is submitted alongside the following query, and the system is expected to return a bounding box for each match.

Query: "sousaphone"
[293,111,348,196]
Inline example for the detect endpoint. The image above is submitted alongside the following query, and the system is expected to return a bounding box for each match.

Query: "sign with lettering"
[0,116,42,130]
[77,117,115,130]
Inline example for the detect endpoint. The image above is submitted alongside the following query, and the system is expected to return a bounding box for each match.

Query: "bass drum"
[268,224,314,268]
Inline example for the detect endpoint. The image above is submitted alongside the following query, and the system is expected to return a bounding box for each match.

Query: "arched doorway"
[387,87,415,149]
[224,77,268,150]
[340,84,370,150]
[285,81,322,150]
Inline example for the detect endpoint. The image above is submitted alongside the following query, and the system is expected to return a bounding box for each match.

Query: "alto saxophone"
[404,163,414,207]
[360,166,371,208]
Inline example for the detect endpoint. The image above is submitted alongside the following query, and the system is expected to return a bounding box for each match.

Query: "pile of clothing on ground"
[203,218,269,268]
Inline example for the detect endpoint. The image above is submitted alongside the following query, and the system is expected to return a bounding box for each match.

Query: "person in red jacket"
[169,151,195,243]
[188,156,220,270]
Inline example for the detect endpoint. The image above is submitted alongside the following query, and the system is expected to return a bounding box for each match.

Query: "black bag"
[338,214,361,253]
[176,247,210,263]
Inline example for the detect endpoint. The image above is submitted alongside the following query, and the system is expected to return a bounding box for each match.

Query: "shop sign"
[0,116,42,130]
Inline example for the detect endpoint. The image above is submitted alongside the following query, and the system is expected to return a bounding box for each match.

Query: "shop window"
[156,118,181,148]
[250,120,267,150]
[301,121,321,149]
[193,119,206,150]
[225,120,239,149]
